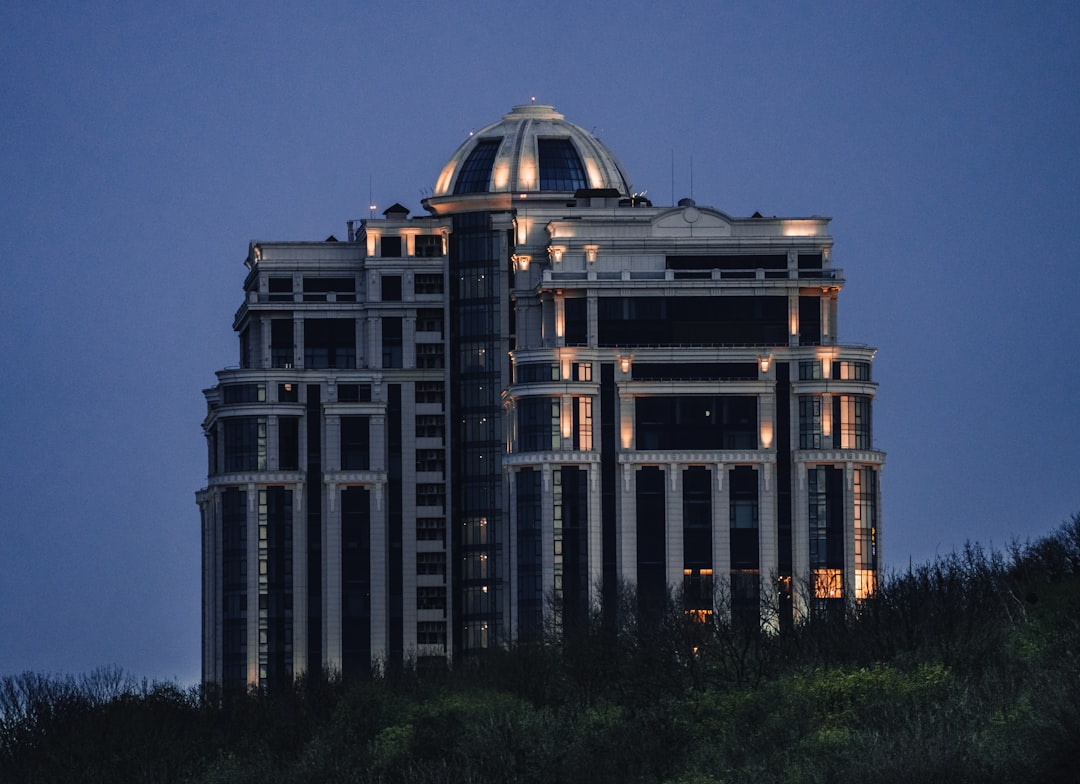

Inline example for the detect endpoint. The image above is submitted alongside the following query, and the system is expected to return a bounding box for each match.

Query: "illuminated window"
[855,569,876,599]
[574,396,593,450]
[854,467,877,598]
[833,360,871,381]
[813,568,843,599]
[834,395,872,449]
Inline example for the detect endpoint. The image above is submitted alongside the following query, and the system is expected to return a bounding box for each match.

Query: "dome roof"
[432,104,633,199]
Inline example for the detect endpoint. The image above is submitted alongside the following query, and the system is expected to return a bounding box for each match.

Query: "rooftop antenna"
[368,174,376,218]
[670,149,675,206]
[689,154,694,200]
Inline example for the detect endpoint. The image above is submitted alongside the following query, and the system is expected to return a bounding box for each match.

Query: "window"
[416,342,444,369]
[303,277,355,302]
[635,396,758,450]
[223,417,265,472]
[278,383,298,402]
[278,417,299,470]
[808,466,844,570]
[271,319,294,368]
[415,381,444,404]
[573,396,593,450]
[381,275,402,301]
[729,466,758,569]
[382,317,403,368]
[417,517,446,543]
[381,236,402,257]
[834,395,872,449]
[337,384,371,403]
[416,415,444,440]
[417,621,447,645]
[340,417,369,470]
[416,308,443,335]
[417,587,446,611]
[417,551,446,576]
[854,467,877,599]
[415,273,444,295]
[814,568,843,599]
[416,483,446,509]
[598,296,788,347]
[416,449,445,473]
[564,298,587,345]
[798,396,822,449]
[518,398,560,452]
[515,363,559,383]
[834,360,871,381]
[223,384,265,404]
[538,138,587,191]
[415,236,443,258]
[798,360,823,380]
[304,319,356,369]
[268,277,292,301]
[454,139,500,194]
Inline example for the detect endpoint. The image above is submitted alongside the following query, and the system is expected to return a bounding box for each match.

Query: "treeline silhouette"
[3,515,1079,783]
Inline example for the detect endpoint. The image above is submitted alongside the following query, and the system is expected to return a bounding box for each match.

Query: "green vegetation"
[3,515,1079,783]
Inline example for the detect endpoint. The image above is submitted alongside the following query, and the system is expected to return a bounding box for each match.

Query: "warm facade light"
[619,355,631,373]
[512,254,531,272]
[584,245,598,262]
[548,245,565,263]
[493,163,510,189]
[760,421,774,449]
[758,353,772,372]
[516,217,531,245]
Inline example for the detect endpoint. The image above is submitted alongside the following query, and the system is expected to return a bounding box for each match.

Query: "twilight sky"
[2,1,1078,685]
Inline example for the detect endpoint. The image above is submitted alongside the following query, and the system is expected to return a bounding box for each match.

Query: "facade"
[198,104,884,689]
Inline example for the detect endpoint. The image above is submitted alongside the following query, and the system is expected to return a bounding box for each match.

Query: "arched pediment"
[651,204,734,236]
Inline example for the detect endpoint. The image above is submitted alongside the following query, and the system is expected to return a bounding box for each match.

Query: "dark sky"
[2,1,1078,685]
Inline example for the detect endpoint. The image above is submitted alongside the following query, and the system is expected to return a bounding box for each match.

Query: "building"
[197,104,885,689]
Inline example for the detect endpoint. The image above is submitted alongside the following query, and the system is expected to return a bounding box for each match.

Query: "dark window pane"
[538,138,587,191]
[454,139,501,194]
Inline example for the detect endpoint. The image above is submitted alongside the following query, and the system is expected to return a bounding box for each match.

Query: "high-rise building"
[197,104,885,689]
